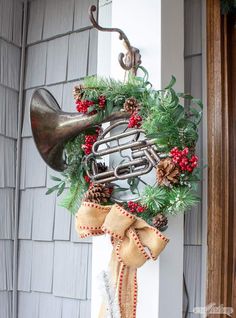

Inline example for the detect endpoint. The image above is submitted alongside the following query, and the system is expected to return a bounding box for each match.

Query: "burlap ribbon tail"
[75,202,169,318]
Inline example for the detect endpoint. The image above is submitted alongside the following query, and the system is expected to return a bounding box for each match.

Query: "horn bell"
[30,88,129,172]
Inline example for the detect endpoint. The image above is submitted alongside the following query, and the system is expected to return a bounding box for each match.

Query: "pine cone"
[156,158,180,186]
[152,214,168,230]
[97,162,108,173]
[123,97,141,114]
[84,183,111,204]
[73,84,84,101]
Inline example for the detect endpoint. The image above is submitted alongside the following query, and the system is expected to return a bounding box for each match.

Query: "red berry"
[84,175,90,183]
[98,95,106,108]
[182,147,189,156]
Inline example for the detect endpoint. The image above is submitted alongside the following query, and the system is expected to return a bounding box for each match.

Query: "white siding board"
[62,81,78,112]
[18,189,34,239]
[22,89,33,137]
[25,43,47,89]
[86,245,92,299]
[12,0,23,46]
[46,84,64,109]
[0,40,20,90]
[54,201,71,241]
[27,0,45,44]
[184,0,202,56]
[67,31,89,81]
[31,188,55,241]
[0,86,6,135]
[43,0,74,39]
[74,0,97,30]
[31,241,54,293]
[5,88,18,139]
[18,292,40,318]
[0,137,15,188]
[17,240,32,292]
[0,240,13,291]
[0,0,13,42]
[20,138,47,189]
[53,242,89,299]
[46,36,69,85]
[0,291,12,318]
[0,189,14,239]
[19,138,27,189]
[79,300,91,318]
[88,29,98,76]
[61,298,80,318]
[38,293,62,318]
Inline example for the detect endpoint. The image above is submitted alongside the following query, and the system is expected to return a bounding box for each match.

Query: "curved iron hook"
[89,5,141,75]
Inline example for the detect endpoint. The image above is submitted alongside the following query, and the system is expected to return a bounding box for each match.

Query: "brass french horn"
[30,88,130,171]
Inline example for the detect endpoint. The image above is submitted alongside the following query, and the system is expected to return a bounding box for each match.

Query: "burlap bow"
[75,202,169,318]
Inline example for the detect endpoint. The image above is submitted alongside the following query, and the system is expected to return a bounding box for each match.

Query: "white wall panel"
[0,86,6,135]
[53,202,71,241]
[18,190,34,239]
[17,240,32,292]
[43,0,74,39]
[20,138,47,189]
[18,292,40,318]
[88,29,98,76]
[0,0,13,41]
[0,240,13,291]
[80,300,91,318]
[0,189,14,239]
[31,188,55,241]
[61,298,79,318]
[21,89,33,137]
[46,36,69,85]
[74,0,97,30]
[31,241,54,292]
[67,31,89,81]
[27,0,45,44]
[25,43,47,89]
[12,0,23,46]
[62,81,78,112]
[0,137,15,188]
[5,88,18,139]
[53,241,90,299]
[38,293,62,318]
[0,291,12,318]
[0,40,21,90]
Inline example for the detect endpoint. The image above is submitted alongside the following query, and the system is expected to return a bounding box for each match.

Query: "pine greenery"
[46,67,203,220]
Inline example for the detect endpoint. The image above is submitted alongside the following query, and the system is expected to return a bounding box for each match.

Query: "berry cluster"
[128,111,142,128]
[82,134,98,155]
[76,99,94,113]
[170,147,198,173]
[84,175,91,183]
[128,201,145,213]
[98,95,106,109]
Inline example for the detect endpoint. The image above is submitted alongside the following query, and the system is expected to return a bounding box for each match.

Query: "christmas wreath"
[47,68,203,232]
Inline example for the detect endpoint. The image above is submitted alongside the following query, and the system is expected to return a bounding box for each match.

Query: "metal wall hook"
[89,5,141,75]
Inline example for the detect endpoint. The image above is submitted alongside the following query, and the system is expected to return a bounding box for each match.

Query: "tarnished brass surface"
[30,88,130,171]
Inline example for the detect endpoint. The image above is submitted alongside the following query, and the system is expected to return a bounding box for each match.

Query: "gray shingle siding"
[0,0,97,317]
[0,2,22,317]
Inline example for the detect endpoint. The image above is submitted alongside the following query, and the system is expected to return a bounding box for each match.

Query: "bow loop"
[75,202,169,318]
